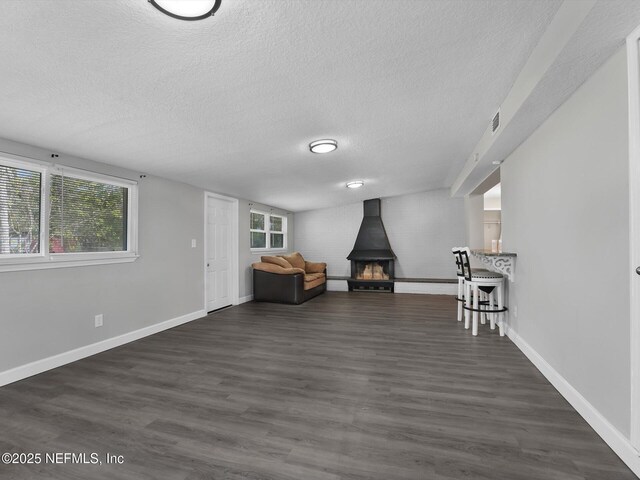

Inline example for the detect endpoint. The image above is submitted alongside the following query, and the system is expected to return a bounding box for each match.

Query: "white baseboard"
[394,282,457,295]
[507,327,640,477]
[0,309,207,388]
[238,294,253,304]
[327,279,349,291]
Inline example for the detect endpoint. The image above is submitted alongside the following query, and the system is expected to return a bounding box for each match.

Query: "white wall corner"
[327,279,349,292]
[238,294,254,304]
[0,309,207,388]
[626,23,640,453]
[506,326,640,477]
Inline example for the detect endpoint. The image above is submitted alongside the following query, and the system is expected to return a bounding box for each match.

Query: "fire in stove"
[355,261,390,280]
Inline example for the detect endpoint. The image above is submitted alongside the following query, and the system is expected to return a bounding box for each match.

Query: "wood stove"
[347,199,396,292]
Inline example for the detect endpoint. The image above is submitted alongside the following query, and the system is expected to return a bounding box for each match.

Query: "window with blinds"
[0,163,42,255]
[0,155,138,270]
[49,173,128,253]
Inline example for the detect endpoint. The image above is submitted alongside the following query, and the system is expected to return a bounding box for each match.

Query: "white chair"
[458,247,506,336]
[451,247,487,323]
[452,247,466,322]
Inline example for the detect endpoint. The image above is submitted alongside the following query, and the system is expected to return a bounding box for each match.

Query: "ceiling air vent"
[492,110,500,134]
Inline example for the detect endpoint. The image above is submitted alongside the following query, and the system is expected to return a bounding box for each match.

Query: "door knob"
[637,266,640,276]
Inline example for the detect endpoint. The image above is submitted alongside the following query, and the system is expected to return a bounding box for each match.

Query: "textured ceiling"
[455,0,640,196]
[0,0,562,211]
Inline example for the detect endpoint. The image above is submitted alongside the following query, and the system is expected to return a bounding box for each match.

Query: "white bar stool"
[451,247,488,323]
[459,247,506,336]
[452,247,466,322]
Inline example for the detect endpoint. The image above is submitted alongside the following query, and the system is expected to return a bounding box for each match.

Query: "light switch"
[191,239,197,248]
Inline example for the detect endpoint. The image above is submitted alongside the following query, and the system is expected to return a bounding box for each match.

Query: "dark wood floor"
[0,292,636,479]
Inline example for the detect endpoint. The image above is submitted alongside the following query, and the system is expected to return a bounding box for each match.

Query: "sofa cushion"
[304,276,326,290]
[261,255,292,269]
[304,261,327,274]
[304,273,325,282]
[252,262,305,275]
[280,252,305,270]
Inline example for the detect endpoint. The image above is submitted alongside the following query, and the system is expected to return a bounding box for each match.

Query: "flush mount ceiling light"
[149,0,221,21]
[346,181,364,189]
[309,139,338,154]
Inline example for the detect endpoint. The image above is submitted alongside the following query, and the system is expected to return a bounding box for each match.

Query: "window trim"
[0,153,139,273]
[250,209,287,252]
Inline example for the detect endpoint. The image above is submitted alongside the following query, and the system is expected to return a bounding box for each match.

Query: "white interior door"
[627,27,640,451]
[207,196,232,312]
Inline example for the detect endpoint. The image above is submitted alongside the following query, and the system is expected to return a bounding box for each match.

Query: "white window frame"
[250,209,287,252]
[0,153,139,272]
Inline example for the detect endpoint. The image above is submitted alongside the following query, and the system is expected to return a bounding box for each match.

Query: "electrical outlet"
[95,314,103,328]
[191,239,197,248]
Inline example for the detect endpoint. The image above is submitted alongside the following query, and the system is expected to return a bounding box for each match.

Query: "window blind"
[0,164,41,255]
[49,173,128,253]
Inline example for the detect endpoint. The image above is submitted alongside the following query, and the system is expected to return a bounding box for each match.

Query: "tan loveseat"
[252,252,327,304]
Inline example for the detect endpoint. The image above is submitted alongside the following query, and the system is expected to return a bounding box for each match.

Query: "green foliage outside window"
[0,165,128,255]
[250,212,264,230]
[0,165,41,254]
[270,216,282,232]
[250,210,286,250]
[49,175,127,253]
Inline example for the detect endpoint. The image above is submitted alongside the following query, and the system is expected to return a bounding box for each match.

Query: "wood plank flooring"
[0,292,636,479]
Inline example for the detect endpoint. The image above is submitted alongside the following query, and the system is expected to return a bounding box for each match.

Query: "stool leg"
[472,284,479,336]
[464,282,471,330]
[457,279,463,322]
[480,291,486,325]
[497,283,505,337]
[489,291,496,330]
[485,291,491,324]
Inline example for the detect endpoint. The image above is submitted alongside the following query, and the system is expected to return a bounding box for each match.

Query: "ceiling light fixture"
[149,0,221,21]
[346,181,364,189]
[309,139,337,154]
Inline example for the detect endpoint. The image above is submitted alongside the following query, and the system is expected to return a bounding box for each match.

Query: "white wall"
[0,137,289,376]
[502,47,630,436]
[464,193,485,250]
[294,188,465,279]
[483,210,502,251]
[0,138,205,373]
[294,201,362,277]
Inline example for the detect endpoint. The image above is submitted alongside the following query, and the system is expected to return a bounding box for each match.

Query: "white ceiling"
[0,1,565,211]
[453,0,640,197]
